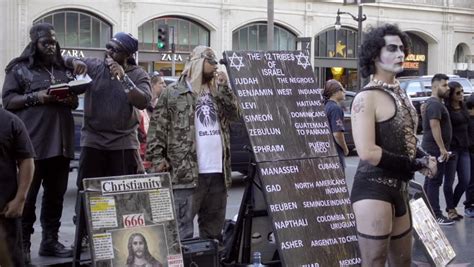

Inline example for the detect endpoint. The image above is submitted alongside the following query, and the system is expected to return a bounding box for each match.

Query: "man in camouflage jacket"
[147,46,239,240]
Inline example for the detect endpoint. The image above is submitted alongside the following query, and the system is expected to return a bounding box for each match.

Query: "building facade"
[1,0,473,91]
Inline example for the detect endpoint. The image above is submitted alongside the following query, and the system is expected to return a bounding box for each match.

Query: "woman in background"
[443,81,471,220]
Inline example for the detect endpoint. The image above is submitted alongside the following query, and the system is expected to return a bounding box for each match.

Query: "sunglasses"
[106,44,125,54]
[39,40,57,47]
[455,90,464,96]
[206,58,218,65]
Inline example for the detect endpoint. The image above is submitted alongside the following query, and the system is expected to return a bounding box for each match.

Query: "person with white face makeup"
[350,24,437,267]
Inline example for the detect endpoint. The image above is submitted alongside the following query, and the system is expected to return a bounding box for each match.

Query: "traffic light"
[157,24,169,51]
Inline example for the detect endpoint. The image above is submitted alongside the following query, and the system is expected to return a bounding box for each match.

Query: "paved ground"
[28,155,474,266]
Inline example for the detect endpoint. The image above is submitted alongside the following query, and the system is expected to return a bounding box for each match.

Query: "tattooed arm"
[351,91,383,166]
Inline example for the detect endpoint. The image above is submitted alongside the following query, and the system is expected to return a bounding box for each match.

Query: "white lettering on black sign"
[253,144,285,153]
[265,184,282,192]
[302,198,351,208]
[249,128,282,136]
[240,102,257,110]
[296,100,322,107]
[261,165,299,176]
[244,114,273,122]
[274,218,308,229]
[237,89,273,97]
[297,88,322,95]
[281,240,304,250]
[235,77,258,85]
[269,201,298,212]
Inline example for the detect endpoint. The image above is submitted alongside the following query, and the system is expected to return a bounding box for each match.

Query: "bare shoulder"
[351,90,375,114]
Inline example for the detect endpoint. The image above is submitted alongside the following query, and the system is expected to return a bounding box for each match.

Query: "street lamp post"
[335,5,367,90]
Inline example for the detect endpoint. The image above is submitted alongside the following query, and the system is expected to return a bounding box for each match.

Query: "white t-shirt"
[194,92,223,173]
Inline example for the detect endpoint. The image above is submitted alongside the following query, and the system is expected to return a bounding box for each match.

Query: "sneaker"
[447,209,463,221]
[465,207,474,218]
[436,215,455,225]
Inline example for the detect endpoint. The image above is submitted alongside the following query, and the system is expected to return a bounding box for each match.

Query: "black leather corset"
[355,85,418,180]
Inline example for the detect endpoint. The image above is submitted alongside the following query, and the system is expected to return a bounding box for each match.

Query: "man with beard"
[66,32,151,247]
[126,233,162,267]
[146,46,239,241]
[421,73,454,225]
[2,23,81,261]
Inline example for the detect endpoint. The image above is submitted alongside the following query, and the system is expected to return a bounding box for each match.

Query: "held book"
[47,74,92,98]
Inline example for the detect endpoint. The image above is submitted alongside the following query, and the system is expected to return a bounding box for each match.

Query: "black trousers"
[75,147,138,236]
[76,147,139,189]
[0,217,24,267]
[22,156,70,237]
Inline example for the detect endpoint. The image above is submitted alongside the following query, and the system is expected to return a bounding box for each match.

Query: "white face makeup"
[375,35,405,75]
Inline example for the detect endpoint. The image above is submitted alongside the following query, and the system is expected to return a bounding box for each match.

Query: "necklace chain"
[42,65,56,84]
[371,78,399,90]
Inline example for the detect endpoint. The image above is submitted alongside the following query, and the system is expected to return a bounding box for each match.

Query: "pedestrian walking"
[2,23,81,261]
[323,79,349,168]
[443,81,470,220]
[146,46,239,241]
[350,24,436,267]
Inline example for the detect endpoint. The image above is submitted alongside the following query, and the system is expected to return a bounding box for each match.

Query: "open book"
[48,74,92,99]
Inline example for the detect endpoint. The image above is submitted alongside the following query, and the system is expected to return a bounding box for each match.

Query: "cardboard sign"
[410,198,456,266]
[223,51,360,266]
[83,173,183,267]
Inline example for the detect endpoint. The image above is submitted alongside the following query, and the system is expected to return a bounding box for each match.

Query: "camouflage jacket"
[146,76,240,189]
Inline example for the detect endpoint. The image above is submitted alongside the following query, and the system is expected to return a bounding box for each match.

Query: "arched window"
[34,10,112,49]
[314,27,358,58]
[232,23,296,51]
[454,43,470,63]
[138,17,210,52]
[401,32,429,76]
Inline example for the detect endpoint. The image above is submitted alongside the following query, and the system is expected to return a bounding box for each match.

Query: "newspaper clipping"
[410,198,456,266]
[83,173,183,267]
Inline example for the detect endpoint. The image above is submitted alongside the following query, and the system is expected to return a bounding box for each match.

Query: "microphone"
[219,58,227,65]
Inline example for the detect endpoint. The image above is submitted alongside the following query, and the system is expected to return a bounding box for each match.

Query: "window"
[138,17,210,52]
[405,82,423,96]
[314,27,358,58]
[232,22,296,51]
[34,10,112,49]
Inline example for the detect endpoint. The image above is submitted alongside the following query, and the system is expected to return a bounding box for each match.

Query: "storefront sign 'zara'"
[61,49,85,58]
[161,53,185,62]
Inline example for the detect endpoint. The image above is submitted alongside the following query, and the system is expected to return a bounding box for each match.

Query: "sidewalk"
[28,169,474,266]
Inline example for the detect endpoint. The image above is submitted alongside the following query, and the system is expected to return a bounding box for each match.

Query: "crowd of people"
[0,21,473,267]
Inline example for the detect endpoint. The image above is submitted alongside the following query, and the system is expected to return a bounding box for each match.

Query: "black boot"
[22,233,31,265]
[39,232,73,258]
[23,241,31,265]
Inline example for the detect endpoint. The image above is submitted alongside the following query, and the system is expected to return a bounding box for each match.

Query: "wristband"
[416,147,430,158]
[25,92,40,107]
[377,149,425,174]
[120,74,136,93]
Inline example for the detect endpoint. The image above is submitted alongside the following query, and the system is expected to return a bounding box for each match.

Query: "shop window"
[138,17,210,52]
[34,10,112,49]
[314,27,358,58]
[232,22,296,51]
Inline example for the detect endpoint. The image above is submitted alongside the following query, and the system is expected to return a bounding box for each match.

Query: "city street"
[29,154,473,266]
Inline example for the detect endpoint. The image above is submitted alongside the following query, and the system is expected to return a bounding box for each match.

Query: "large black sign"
[223,51,360,266]
[225,51,336,163]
